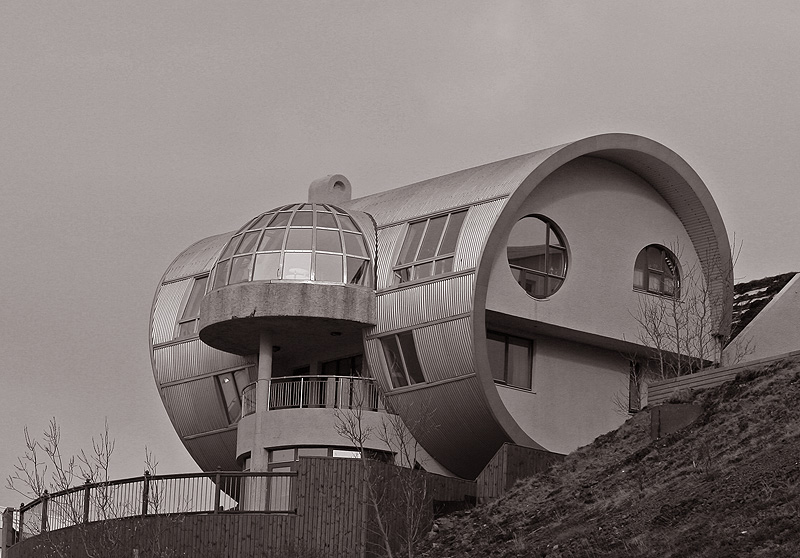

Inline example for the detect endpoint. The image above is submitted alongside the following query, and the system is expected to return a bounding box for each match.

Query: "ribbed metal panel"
[183,429,239,472]
[454,199,506,273]
[161,378,230,437]
[375,225,404,290]
[373,273,474,334]
[152,279,191,345]
[363,337,390,394]
[385,376,510,479]
[163,232,232,283]
[414,317,474,382]
[343,145,563,227]
[153,339,255,384]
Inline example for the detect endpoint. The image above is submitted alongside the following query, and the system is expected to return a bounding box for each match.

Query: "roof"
[729,271,798,341]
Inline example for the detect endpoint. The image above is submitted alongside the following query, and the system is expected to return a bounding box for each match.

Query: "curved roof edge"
[471,133,732,448]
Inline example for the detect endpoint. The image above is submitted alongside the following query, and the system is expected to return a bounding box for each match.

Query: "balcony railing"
[240,376,384,418]
[11,470,296,543]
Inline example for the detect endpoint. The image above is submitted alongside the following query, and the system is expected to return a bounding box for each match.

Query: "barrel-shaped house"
[150,133,732,480]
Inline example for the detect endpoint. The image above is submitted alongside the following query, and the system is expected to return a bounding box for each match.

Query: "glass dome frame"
[208,203,373,291]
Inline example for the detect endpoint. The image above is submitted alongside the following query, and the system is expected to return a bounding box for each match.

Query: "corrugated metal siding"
[414,317,474,382]
[373,273,474,334]
[153,339,254,384]
[454,199,506,272]
[342,145,563,227]
[375,224,404,290]
[183,429,239,472]
[363,337,390,394]
[163,232,232,283]
[151,279,191,345]
[385,376,510,479]
[161,378,229,437]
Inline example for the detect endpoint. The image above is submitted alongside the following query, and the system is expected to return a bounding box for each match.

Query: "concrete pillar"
[251,330,273,471]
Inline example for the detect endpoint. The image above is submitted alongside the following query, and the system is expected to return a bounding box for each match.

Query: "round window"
[507,215,567,299]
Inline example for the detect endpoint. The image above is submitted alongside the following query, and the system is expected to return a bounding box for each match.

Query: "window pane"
[181,275,209,320]
[398,332,425,384]
[253,253,281,280]
[647,246,664,271]
[663,276,676,296]
[393,267,411,284]
[507,336,531,389]
[396,221,426,265]
[343,232,367,257]
[316,229,342,253]
[235,231,261,255]
[417,215,447,260]
[332,450,361,459]
[220,235,241,260]
[546,277,563,297]
[347,257,370,285]
[213,260,231,289]
[438,210,467,255]
[249,212,273,230]
[229,255,253,284]
[487,332,506,382]
[269,212,292,228]
[522,271,547,298]
[633,249,648,289]
[234,368,252,393]
[648,272,663,293]
[298,447,329,457]
[434,257,453,275]
[258,228,286,251]
[283,253,312,279]
[285,228,313,250]
[218,373,241,422]
[338,215,358,232]
[322,360,338,375]
[315,253,343,282]
[317,212,338,229]
[270,449,295,463]
[413,261,433,280]
[548,249,566,277]
[177,320,197,338]
[382,336,408,388]
[291,211,313,227]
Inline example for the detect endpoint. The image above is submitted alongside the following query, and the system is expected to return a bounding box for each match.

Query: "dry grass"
[421,356,800,558]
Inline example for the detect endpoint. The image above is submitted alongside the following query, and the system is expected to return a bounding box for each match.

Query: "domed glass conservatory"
[208,203,372,291]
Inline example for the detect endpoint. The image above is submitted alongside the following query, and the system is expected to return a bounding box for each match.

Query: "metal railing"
[268,376,384,412]
[11,470,296,543]
[242,382,257,417]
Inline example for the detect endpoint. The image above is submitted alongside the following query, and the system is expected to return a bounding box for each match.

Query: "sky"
[1,1,799,508]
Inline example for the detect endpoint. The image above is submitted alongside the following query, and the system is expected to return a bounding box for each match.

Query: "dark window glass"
[220,235,241,261]
[315,253,343,282]
[487,331,533,390]
[347,257,369,285]
[398,332,425,384]
[416,215,447,260]
[634,245,680,297]
[291,211,314,227]
[181,275,208,321]
[487,332,506,382]
[258,228,285,251]
[382,336,408,388]
[317,212,338,229]
[229,255,253,284]
[393,210,468,284]
[396,221,426,265]
[316,229,342,253]
[236,231,261,255]
[213,259,230,289]
[338,215,358,232]
[269,212,292,228]
[344,232,367,257]
[438,210,467,255]
[285,228,313,250]
[507,216,567,299]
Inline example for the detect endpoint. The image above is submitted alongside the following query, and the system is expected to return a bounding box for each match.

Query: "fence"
[241,376,384,414]
[11,470,296,544]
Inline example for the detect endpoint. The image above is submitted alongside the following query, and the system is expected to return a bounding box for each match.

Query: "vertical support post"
[141,471,151,516]
[213,470,221,514]
[2,507,15,552]
[41,491,49,533]
[18,504,25,542]
[83,479,91,523]
[252,330,273,472]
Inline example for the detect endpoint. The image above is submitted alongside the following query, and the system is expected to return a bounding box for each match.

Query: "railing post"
[299,377,304,408]
[41,491,49,533]
[83,479,91,523]
[2,507,15,552]
[141,471,150,516]
[214,470,221,514]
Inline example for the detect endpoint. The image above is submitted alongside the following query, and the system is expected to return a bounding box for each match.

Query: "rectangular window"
[392,210,468,284]
[217,367,256,423]
[175,275,208,339]
[381,331,426,388]
[487,330,533,390]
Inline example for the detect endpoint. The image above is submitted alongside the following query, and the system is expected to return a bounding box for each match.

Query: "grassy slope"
[421,356,800,558]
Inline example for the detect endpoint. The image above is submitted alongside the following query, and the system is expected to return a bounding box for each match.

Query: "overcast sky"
[2,1,799,508]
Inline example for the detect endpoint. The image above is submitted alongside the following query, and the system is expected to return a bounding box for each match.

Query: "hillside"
[420,356,800,558]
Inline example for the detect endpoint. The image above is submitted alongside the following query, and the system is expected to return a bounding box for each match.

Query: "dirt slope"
[420,356,800,558]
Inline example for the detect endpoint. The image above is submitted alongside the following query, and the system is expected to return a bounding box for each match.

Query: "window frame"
[174,274,209,340]
[486,330,534,391]
[380,331,426,389]
[392,209,468,285]
[216,367,256,424]
[633,244,681,298]
[506,215,568,300]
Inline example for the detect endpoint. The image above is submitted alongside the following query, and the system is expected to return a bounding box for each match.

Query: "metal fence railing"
[268,376,383,411]
[242,382,257,417]
[10,470,297,544]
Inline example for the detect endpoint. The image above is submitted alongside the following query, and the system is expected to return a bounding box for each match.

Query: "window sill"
[494,381,535,394]
[632,287,681,300]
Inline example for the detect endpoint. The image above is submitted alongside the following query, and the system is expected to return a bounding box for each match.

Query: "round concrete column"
[251,330,273,471]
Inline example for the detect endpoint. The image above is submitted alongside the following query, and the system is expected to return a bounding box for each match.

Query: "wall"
[496,336,630,454]
[485,156,704,346]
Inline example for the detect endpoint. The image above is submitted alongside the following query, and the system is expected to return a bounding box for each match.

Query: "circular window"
[507,215,567,299]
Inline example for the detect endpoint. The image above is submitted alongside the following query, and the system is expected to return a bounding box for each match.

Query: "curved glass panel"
[210,203,373,289]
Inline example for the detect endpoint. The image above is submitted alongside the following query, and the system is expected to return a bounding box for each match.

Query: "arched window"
[507,215,568,299]
[634,245,680,297]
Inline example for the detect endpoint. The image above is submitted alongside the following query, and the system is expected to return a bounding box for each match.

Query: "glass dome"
[209,203,372,290]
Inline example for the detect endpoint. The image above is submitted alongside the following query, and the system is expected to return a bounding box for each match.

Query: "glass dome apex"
[209,203,373,290]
